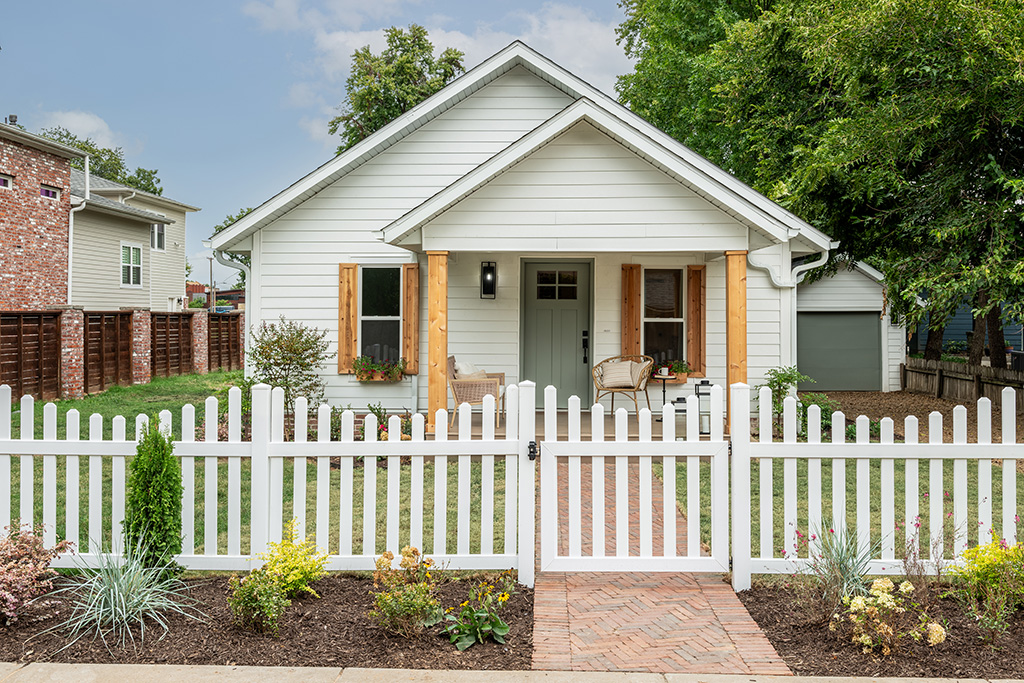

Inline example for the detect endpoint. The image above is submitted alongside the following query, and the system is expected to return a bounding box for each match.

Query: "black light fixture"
[480,261,497,299]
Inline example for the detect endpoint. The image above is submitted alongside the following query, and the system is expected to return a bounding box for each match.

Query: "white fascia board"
[383,99,796,247]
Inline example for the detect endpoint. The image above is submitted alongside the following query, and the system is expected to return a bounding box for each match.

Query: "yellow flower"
[870,578,894,597]
[926,622,946,646]
[899,581,914,595]
[499,592,509,603]
[849,596,867,612]
[460,600,469,608]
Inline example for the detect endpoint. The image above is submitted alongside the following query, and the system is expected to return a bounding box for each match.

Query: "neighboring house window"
[40,185,60,200]
[151,224,165,251]
[0,174,11,189]
[337,263,420,374]
[359,266,402,363]
[643,269,685,366]
[121,243,142,287]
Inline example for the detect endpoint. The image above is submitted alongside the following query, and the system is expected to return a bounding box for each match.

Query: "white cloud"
[244,0,417,33]
[36,110,121,149]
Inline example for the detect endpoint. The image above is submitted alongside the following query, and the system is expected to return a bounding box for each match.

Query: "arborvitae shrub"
[123,423,183,572]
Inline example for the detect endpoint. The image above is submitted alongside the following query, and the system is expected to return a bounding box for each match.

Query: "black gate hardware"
[528,441,538,460]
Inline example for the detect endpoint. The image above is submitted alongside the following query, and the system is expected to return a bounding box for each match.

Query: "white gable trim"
[383,99,801,249]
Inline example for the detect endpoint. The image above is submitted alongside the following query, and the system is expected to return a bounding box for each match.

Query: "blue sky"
[1,1,632,286]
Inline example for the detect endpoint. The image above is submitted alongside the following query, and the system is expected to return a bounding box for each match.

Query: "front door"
[522,261,591,408]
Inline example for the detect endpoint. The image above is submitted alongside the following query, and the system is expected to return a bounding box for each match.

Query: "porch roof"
[380,99,831,254]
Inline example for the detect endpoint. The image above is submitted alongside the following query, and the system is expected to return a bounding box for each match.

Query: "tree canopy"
[616,0,1024,331]
[210,208,254,288]
[39,126,163,195]
[328,24,465,155]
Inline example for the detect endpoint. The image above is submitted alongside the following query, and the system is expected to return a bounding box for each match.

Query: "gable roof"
[0,123,86,159]
[211,41,831,253]
[70,169,174,224]
[81,170,200,212]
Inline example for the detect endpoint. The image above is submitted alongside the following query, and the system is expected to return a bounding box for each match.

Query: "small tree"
[248,316,334,412]
[123,423,182,572]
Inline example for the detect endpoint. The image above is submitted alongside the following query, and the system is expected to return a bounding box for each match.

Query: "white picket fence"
[731,384,1021,590]
[538,385,730,573]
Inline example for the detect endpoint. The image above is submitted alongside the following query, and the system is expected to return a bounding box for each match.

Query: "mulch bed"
[740,580,1024,678]
[0,573,533,670]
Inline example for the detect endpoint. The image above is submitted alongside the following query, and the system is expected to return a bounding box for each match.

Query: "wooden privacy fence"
[151,313,193,378]
[0,312,60,402]
[731,384,1022,591]
[83,312,132,394]
[208,313,242,372]
[902,356,1024,402]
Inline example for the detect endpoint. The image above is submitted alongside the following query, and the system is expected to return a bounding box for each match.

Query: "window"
[121,243,142,287]
[0,174,11,189]
[536,269,578,300]
[338,263,420,374]
[643,269,685,366]
[40,185,59,200]
[359,267,402,362]
[150,224,165,251]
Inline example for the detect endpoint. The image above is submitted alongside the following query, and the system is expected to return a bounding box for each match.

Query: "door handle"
[582,330,589,364]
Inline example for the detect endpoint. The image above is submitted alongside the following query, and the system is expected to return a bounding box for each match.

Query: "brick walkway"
[532,459,790,675]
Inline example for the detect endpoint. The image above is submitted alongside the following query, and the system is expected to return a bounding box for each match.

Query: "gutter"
[788,241,838,371]
[210,245,251,361]
[68,157,90,305]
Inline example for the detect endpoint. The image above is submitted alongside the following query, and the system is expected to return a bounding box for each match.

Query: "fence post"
[56,307,85,399]
[124,307,152,385]
[731,383,752,591]
[190,309,209,375]
[517,380,537,588]
[250,383,272,563]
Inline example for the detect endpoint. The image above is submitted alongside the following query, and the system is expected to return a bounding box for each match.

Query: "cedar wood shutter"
[338,262,420,375]
[621,263,706,376]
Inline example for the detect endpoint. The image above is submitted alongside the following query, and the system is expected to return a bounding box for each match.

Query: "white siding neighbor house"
[211,42,896,426]
[70,170,199,311]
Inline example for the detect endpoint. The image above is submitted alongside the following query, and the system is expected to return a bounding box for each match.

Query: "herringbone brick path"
[532,458,790,675]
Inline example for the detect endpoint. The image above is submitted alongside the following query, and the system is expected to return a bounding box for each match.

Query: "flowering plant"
[0,522,73,624]
[833,578,945,655]
[949,532,1024,641]
[443,570,516,650]
[369,546,442,637]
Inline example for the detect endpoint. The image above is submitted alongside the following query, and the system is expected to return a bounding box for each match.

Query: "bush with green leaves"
[369,546,441,637]
[443,570,517,650]
[227,566,291,635]
[123,423,182,574]
[758,366,814,423]
[248,315,334,412]
[257,518,328,598]
[950,535,1024,641]
[50,539,201,651]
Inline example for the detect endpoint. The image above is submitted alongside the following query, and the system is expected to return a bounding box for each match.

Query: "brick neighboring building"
[0,124,84,309]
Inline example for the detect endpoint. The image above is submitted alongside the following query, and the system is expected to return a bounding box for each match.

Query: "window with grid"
[121,243,142,287]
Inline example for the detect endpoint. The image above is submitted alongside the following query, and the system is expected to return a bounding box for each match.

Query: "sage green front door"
[522,262,592,408]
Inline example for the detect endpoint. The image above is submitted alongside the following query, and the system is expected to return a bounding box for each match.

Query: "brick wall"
[128,308,151,385]
[191,309,209,374]
[56,307,85,399]
[0,139,71,309]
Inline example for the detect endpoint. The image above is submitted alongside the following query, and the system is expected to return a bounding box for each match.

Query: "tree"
[328,25,465,154]
[210,208,254,288]
[38,126,162,195]
[617,0,1024,356]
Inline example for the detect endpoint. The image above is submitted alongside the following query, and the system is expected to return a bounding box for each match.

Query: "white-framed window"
[120,242,142,288]
[40,184,60,200]
[358,266,402,363]
[150,223,165,251]
[0,174,11,190]
[642,268,686,366]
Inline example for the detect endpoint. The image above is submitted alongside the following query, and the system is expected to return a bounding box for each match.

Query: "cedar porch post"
[725,250,748,429]
[427,251,449,433]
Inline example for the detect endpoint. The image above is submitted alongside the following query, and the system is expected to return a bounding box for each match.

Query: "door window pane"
[537,286,556,300]
[644,269,683,318]
[558,270,577,285]
[537,270,556,285]
[558,286,577,300]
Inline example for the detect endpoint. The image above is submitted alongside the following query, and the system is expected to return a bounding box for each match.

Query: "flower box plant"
[353,356,407,382]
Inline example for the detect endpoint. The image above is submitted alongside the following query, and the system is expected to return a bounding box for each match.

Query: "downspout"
[212,248,252,360]
[68,156,90,304]
[788,243,837,371]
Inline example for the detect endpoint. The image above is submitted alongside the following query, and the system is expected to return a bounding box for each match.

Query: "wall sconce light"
[480,261,496,299]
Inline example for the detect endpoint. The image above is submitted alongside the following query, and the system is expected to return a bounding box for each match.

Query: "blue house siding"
[911,302,1024,351]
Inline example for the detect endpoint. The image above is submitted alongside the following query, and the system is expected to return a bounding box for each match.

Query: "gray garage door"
[797,312,881,391]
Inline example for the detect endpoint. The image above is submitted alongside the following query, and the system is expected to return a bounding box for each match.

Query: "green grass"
[9,370,244,441]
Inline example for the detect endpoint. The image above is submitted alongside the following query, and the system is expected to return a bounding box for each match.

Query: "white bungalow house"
[210,42,902,427]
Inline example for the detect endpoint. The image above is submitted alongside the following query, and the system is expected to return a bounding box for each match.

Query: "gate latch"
[528,440,537,461]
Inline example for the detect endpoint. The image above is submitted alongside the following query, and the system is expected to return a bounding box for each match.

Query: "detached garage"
[796,263,905,392]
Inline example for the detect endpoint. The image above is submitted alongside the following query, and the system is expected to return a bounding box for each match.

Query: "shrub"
[832,578,945,655]
[51,540,201,650]
[950,534,1024,641]
[227,567,291,635]
[257,518,328,598]
[369,546,441,637]
[0,522,73,624]
[757,366,814,425]
[443,570,516,650]
[248,316,334,412]
[123,423,182,575]
[798,392,842,433]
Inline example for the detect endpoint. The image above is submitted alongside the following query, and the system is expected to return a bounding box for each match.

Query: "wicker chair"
[592,355,654,414]
[447,356,505,428]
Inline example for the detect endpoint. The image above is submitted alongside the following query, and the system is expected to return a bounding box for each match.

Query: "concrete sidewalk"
[0,664,1011,683]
